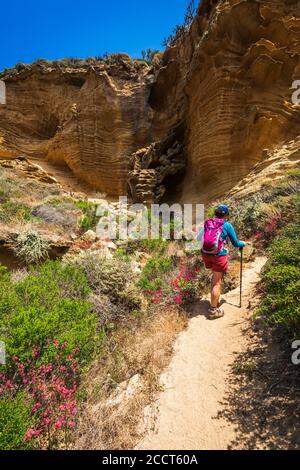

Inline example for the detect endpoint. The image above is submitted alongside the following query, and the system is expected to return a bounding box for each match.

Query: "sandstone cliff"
[148,0,300,203]
[0,56,156,195]
[1,1,300,202]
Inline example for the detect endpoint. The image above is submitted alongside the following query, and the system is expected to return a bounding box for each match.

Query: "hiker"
[197,204,245,320]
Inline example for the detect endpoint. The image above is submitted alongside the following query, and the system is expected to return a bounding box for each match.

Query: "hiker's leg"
[211,271,223,308]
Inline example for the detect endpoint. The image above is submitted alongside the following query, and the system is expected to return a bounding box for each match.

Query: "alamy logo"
[0,80,6,104]
[291,80,300,105]
[95,197,204,252]
[291,340,300,365]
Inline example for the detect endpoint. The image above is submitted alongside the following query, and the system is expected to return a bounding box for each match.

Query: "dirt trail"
[138,257,267,450]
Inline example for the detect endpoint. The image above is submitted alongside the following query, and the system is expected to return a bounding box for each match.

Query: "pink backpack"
[201,218,226,255]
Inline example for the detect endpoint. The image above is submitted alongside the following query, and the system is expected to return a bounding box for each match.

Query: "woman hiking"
[197,204,245,320]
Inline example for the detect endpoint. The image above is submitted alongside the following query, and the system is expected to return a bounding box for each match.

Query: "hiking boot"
[208,306,225,320]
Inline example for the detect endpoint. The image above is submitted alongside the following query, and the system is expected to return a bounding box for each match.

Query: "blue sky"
[0,0,194,70]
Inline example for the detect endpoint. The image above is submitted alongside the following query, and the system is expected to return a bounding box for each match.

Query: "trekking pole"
[239,247,243,308]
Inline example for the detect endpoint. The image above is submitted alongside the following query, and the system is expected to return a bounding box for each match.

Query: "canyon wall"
[1,1,300,201]
[150,0,300,202]
[0,57,156,195]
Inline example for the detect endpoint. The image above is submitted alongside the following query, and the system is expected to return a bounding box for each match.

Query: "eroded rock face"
[1,1,300,202]
[0,157,58,184]
[151,0,300,202]
[0,56,156,195]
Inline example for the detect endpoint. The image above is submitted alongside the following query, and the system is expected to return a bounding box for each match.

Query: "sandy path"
[138,257,267,450]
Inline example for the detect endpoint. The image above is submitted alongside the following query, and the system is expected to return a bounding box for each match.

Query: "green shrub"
[138,276,165,292]
[114,247,131,262]
[0,267,20,317]
[126,238,168,255]
[44,197,95,231]
[0,260,103,449]
[0,265,10,283]
[47,196,74,207]
[258,219,300,339]
[265,236,300,267]
[13,230,50,264]
[0,201,31,223]
[141,49,160,63]
[72,253,133,301]
[5,300,97,365]
[259,268,300,337]
[230,194,263,237]
[262,181,299,204]
[139,256,173,292]
[0,394,34,450]
[287,168,300,178]
[0,261,98,366]
[74,200,97,232]
[15,261,90,304]
[0,177,14,202]
[206,206,216,219]
[0,188,7,203]
[142,256,172,277]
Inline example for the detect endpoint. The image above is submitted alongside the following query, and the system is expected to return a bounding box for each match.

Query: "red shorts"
[202,254,228,273]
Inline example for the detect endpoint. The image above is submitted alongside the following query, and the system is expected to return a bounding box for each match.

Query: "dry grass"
[74,307,188,450]
[0,166,82,241]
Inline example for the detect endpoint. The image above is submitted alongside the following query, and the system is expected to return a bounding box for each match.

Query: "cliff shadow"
[217,323,300,450]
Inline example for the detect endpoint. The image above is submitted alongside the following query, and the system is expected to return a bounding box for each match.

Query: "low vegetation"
[0,252,141,449]
[0,261,97,449]
[0,53,149,80]
[226,169,300,342]
[163,0,197,48]
[74,200,98,232]
[13,230,50,264]
[141,49,160,64]
[1,155,299,449]
[0,393,34,450]
[0,201,31,223]
[258,201,300,339]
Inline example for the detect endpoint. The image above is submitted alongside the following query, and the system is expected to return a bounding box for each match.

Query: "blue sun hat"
[216,204,230,215]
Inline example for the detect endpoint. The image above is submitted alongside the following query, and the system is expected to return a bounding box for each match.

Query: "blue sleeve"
[196,227,204,241]
[224,222,245,248]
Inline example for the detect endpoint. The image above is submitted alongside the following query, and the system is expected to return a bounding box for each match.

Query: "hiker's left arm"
[226,223,245,248]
